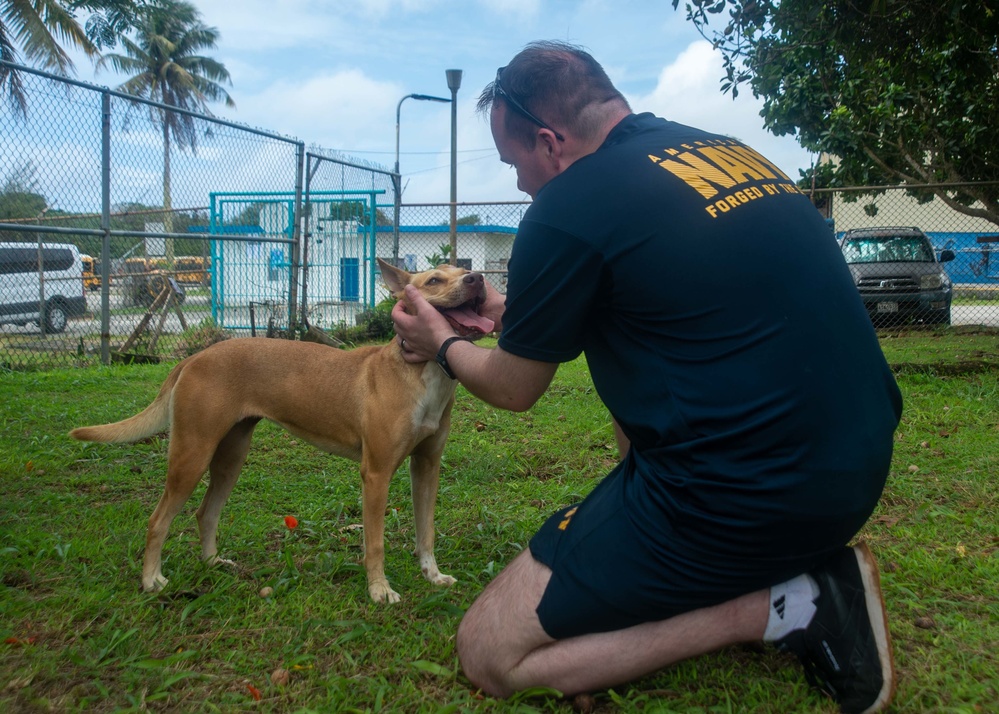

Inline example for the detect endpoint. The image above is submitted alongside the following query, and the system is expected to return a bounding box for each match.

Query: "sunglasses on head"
[494,67,565,142]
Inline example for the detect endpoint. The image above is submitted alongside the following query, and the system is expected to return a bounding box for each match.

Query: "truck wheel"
[44,301,69,333]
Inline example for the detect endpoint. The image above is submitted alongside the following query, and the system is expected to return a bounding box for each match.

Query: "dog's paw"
[368,581,401,604]
[142,573,169,593]
[419,555,457,588]
[208,555,237,569]
[426,571,457,588]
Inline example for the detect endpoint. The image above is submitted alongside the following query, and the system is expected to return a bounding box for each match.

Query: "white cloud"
[195,0,347,51]
[231,70,405,151]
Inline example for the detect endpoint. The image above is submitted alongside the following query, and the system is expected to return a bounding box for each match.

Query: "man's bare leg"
[456,549,768,697]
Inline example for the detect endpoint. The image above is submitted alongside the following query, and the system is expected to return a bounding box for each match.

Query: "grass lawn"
[1,330,997,712]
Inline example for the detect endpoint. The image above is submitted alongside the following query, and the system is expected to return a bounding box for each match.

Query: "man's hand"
[391,284,457,364]
[480,279,506,333]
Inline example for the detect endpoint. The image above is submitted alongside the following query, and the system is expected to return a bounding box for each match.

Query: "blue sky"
[60,0,814,204]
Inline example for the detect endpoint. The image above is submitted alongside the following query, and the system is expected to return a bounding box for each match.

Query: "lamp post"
[393,93,450,265]
[445,69,462,266]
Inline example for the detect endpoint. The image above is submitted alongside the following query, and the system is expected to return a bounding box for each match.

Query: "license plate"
[877,302,899,313]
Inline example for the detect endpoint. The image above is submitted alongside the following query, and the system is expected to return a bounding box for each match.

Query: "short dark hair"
[477,40,630,147]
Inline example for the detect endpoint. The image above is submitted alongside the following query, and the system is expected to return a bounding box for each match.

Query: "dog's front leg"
[360,458,400,603]
[410,449,456,589]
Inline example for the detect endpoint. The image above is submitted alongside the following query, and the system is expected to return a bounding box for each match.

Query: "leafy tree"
[439,214,481,226]
[0,161,47,223]
[329,200,368,223]
[674,0,999,226]
[0,161,48,210]
[229,202,264,228]
[0,1,144,115]
[71,0,146,49]
[324,200,391,227]
[0,190,46,221]
[96,0,234,258]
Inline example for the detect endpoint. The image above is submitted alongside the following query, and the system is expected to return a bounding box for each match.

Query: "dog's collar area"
[435,336,471,379]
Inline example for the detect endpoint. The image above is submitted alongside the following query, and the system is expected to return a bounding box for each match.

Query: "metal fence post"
[300,154,315,325]
[288,141,306,336]
[446,70,462,265]
[392,171,401,265]
[100,90,112,364]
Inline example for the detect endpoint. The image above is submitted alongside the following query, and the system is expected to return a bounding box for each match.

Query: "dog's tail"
[69,364,181,443]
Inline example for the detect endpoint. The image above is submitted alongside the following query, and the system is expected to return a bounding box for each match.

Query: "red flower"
[4,636,36,646]
[247,684,262,701]
[284,515,298,530]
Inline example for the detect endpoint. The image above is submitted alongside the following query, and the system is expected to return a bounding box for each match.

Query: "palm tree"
[1,0,99,114]
[97,0,234,255]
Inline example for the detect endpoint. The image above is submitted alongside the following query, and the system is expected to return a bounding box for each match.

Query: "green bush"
[328,298,396,344]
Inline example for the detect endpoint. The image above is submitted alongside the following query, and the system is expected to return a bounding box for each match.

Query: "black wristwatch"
[435,336,469,379]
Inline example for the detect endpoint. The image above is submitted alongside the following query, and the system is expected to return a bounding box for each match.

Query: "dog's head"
[377,257,495,338]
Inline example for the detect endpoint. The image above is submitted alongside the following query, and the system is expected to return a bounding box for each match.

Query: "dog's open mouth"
[439,298,494,338]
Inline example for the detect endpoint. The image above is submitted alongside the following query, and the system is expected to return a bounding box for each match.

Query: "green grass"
[1,332,997,712]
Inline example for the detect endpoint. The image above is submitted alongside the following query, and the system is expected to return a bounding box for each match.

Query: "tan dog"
[69,258,494,603]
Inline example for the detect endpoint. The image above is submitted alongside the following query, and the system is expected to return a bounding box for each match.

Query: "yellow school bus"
[173,255,211,286]
[80,254,101,290]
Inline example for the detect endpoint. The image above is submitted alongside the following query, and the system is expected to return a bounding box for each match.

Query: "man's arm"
[391,284,557,412]
[612,418,631,459]
[440,338,557,412]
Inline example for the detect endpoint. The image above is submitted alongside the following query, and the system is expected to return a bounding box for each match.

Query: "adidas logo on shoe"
[772,594,786,619]
[775,542,895,714]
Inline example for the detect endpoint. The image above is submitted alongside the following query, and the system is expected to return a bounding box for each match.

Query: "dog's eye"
[426,277,441,285]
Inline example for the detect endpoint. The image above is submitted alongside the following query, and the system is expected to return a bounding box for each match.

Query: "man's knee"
[455,551,554,696]
[456,609,509,697]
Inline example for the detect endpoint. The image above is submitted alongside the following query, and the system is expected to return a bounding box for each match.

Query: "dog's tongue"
[442,306,495,334]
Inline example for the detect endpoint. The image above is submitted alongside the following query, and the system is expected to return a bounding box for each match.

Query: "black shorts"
[529,461,873,640]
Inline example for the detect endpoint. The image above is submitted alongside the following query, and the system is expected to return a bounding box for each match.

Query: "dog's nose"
[464,272,484,285]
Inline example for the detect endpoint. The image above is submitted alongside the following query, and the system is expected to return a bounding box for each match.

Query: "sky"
[58,0,815,205]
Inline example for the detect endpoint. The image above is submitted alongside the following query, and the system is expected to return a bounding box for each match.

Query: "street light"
[445,69,462,266]
[393,93,450,265]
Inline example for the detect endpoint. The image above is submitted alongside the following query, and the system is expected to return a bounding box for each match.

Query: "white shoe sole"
[852,541,897,714]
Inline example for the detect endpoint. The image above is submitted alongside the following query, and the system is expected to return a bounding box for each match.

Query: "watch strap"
[435,336,469,379]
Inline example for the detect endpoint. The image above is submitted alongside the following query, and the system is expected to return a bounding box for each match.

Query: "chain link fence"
[1,61,303,368]
[0,62,532,368]
[2,60,998,369]
[298,148,530,335]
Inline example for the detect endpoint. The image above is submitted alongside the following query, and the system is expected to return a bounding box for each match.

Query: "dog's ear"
[377,258,411,297]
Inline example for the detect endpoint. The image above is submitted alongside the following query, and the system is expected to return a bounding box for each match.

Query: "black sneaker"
[776,542,896,713]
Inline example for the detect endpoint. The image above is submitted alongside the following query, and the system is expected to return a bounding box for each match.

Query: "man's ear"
[538,128,562,164]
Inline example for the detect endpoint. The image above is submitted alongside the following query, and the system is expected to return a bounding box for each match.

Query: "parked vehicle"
[173,255,211,286]
[840,226,954,326]
[120,257,186,307]
[0,242,88,333]
[81,254,102,291]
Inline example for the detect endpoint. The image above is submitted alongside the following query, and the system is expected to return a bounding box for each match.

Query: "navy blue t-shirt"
[499,113,902,549]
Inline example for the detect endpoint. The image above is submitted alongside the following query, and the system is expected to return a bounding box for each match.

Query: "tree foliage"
[97,0,233,244]
[97,0,234,154]
[674,0,999,225]
[0,1,145,115]
[70,0,146,49]
[0,161,48,228]
[327,200,391,226]
[0,160,209,255]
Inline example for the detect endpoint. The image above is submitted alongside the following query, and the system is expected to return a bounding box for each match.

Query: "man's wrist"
[435,335,470,379]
